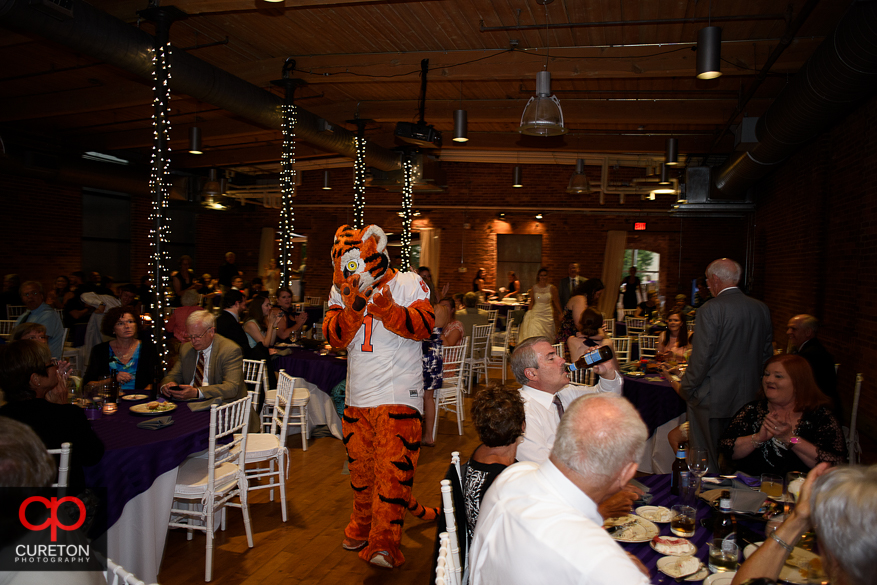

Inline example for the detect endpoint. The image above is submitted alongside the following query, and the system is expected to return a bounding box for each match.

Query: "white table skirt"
[637,413,687,475]
[281,379,343,440]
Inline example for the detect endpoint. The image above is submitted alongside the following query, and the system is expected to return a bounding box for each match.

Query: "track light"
[453,109,468,143]
[696,26,722,79]
[535,212,543,220]
[660,163,670,185]
[512,166,523,188]
[566,159,591,194]
[188,126,202,154]
[322,170,332,190]
[665,138,679,166]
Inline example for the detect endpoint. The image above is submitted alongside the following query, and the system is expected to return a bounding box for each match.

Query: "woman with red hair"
[719,354,846,475]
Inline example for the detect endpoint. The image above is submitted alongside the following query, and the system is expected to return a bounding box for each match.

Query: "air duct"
[0,0,400,171]
[714,2,877,198]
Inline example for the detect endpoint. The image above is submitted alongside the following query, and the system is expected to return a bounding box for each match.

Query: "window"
[82,188,131,282]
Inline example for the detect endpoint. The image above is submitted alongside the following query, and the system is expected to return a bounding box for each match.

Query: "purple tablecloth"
[83,399,212,528]
[622,374,687,436]
[628,474,714,583]
[273,349,347,395]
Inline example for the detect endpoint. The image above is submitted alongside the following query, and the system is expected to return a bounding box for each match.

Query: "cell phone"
[169,385,182,391]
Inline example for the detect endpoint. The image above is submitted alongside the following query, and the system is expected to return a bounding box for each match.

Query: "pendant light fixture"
[696,1,722,79]
[188,126,202,154]
[660,163,670,185]
[512,166,523,188]
[322,170,332,190]
[566,159,591,194]
[519,0,567,136]
[453,82,468,142]
[665,138,679,166]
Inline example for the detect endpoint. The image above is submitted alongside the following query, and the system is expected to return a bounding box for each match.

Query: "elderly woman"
[0,340,105,492]
[463,383,525,541]
[657,311,691,361]
[718,354,845,476]
[11,323,71,404]
[732,463,877,585]
[84,306,158,391]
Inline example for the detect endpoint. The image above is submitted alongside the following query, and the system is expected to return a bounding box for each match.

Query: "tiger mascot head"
[330,224,394,310]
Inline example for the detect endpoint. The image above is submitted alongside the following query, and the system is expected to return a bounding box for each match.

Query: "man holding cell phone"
[159,311,245,403]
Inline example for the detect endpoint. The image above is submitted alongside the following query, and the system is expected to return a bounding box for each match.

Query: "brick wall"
[751,93,877,439]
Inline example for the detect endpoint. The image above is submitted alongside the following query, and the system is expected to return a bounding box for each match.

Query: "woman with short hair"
[84,306,158,391]
[11,322,71,404]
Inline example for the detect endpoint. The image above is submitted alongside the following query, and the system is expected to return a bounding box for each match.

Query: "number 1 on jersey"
[361,314,374,352]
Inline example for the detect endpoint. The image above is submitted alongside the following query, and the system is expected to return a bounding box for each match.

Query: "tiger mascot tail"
[323,224,438,568]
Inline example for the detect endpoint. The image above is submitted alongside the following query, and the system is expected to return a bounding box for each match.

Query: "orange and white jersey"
[328,271,430,413]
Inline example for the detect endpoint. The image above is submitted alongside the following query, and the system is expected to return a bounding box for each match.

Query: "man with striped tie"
[160,311,245,403]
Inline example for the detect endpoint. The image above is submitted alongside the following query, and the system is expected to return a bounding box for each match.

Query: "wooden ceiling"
[0,0,850,175]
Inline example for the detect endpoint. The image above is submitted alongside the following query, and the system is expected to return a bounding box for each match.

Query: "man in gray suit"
[678,258,773,472]
[160,310,245,404]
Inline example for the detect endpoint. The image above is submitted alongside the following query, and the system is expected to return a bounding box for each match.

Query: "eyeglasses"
[183,327,214,341]
[22,291,42,298]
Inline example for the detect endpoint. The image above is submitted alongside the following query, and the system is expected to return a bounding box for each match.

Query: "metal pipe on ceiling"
[713,1,877,198]
[0,0,400,171]
[479,14,787,33]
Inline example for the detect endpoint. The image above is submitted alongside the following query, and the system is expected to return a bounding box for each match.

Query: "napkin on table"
[136,416,175,430]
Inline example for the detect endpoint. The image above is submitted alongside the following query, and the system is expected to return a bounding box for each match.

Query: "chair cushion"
[175,457,240,495]
[234,432,281,460]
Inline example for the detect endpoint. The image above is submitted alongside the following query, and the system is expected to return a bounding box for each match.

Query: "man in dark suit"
[215,289,251,357]
[788,314,842,422]
[558,263,582,310]
[678,258,773,472]
[160,311,245,405]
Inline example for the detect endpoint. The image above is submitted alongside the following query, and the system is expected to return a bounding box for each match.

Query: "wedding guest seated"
[463,383,525,542]
[170,255,198,307]
[46,275,70,309]
[455,292,489,338]
[657,311,691,361]
[565,308,611,361]
[667,293,695,318]
[243,294,281,361]
[718,354,846,476]
[786,314,841,423]
[84,306,159,392]
[634,291,660,320]
[438,296,464,347]
[555,279,605,354]
[273,287,307,344]
[0,340,105,493]
[11,323,71,404]
[197,273,222,308]
[0,416,57,487]
[732,463,877,585]
[117,284,142,317]
[165,289,206,348]
[215,290,250,354]
[14,280,65,359]
[469,393,650,585]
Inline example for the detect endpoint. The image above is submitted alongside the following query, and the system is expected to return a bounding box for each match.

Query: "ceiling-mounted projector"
[394,122,442,149]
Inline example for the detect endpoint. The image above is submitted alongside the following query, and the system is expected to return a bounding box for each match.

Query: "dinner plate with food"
[657,555,702,579]
[603,514,659,543]
[636,506,673,523]
[743,542,827,584]
[650,535,697,556]
[130,401,177,415]
[121,394,148,401]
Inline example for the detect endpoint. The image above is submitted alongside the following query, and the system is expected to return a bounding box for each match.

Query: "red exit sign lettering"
[634,222,647,231]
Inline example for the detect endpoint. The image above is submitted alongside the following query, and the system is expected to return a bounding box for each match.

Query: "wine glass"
[687,447,709,499]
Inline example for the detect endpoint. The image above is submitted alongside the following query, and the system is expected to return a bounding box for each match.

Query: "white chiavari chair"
[106,557,155,585]
[6,305,26,318]
[846,373,864,464]
[435,340,468,440]
[440,480,463,585]
[602,318,616,338]
[485,309,498,325]
[0,320,15,338]
[277,369,310,451]
[463,323,493,394]
[47,442,72,488]
[613,336,632,363]
[639,335,660,359]
[625,316,648,337]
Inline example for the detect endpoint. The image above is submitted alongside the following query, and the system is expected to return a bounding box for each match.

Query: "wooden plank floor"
[158,388,485,585]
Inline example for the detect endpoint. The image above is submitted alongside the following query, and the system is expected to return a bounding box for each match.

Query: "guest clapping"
[11,323,70,404]
[718,354,845,476]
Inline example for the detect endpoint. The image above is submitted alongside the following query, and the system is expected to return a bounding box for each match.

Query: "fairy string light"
[279,101,297,289]
[353,136,367,229]
[400,155,413,271]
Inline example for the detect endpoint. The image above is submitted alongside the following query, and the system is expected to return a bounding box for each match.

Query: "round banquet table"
[273,348,347,396]
[622,372,687,474]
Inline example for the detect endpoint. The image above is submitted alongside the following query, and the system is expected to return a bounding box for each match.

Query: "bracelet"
[769,531,794,552]
[751,434,764,447]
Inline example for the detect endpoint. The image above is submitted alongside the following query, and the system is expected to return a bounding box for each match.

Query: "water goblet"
[687,447,709,498]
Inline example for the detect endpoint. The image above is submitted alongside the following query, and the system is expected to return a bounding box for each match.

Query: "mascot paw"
[368,284,395,316]
[341,282,368,312]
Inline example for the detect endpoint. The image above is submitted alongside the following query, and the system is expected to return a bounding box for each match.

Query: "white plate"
[130,402,177,416]
[657,556,702,579]
[703,572,736,585]
[743,542,826,585]
[650,535,697,556]
[121,394,148,401]
[604,515,659,543]
[686,565,711,582]
[636,505,673,523]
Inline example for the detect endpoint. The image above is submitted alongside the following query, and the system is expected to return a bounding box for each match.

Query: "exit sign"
[634,222,647,231]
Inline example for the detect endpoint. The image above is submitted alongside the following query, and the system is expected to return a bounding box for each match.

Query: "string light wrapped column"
[353,136,367,229]
[400,155,414,271]
[278,101,297,290]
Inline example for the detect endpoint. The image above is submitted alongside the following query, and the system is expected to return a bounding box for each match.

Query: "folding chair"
[168,394,254,582]
[47,442,72,488]
[434,340,468,441]
[238,373,299,522]
[463,323,493,394]
[639,335,660,359]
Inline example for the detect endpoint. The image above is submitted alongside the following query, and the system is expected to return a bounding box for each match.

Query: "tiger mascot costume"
[323,224,438,569]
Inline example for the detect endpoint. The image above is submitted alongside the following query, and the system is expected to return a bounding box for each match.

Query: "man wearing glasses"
[14,281,64,358]
[159,311,245,403]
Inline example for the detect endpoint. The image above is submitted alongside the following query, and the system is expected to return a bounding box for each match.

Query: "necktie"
[553,394,565,420]
[193,351,205,387]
